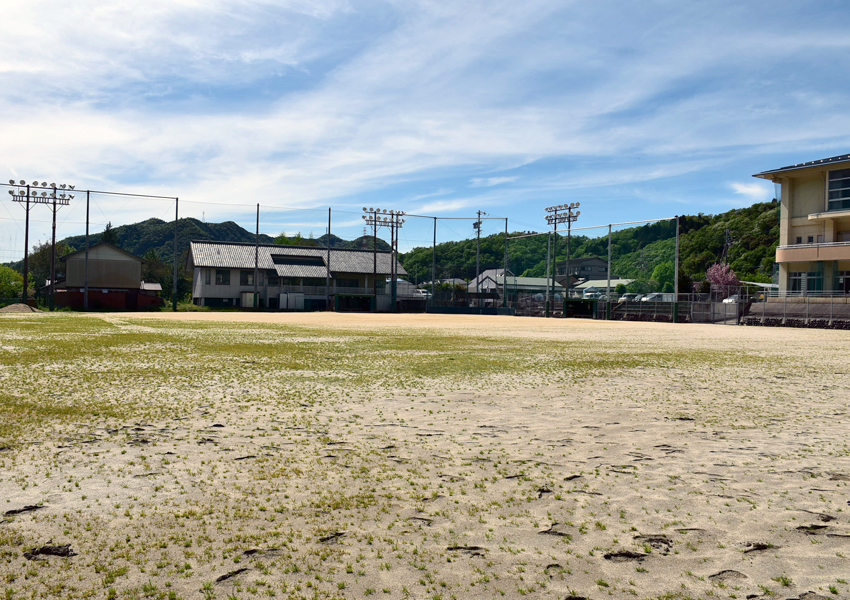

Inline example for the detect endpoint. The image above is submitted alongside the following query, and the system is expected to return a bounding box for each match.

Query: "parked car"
[413,289,432,299]
[641,293,673,302]
[722,294,739,304]
[618,293,640,303]
[584,292,607,300]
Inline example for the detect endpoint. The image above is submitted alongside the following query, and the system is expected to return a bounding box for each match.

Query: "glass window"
[828,169,850,211]
[599,267,607,272]
[789,271,803,293]
[303,278,326,287]
[335,278,359,288]
[240,270,254,286]
[790,270,823,293]
[796,236,802,244]
[268,275,279,286]
[807,236,814,244]
[204,269,210,285]
[215,269,230,285]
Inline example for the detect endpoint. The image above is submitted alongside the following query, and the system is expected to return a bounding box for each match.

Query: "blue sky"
[2,0,850,259]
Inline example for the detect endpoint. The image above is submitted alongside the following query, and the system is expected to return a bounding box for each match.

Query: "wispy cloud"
[469,176,519,188]
[2,0,850,255]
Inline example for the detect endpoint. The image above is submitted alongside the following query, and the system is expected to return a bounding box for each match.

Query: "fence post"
[783,294,787,325]
[806,295,809,325]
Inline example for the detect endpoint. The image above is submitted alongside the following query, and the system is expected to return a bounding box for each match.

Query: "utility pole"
[84,191,90,311]
[432,217,437,307]
[172,198,179,312]
[503,218,508,309]
[254,203,259,308]
[473,210,486,307]
[674,215,680,323]
[607,223,612,319]
[326,208,332,310]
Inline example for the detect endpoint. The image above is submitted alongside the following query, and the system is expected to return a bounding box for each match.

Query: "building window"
[828,168,850,211]
[817,234,824,243]
[807,236,814,244]
[335,278,359,289]
[581,266,592,272]
[204,269,210,285]
[303,278,326,287]
[599,267,607,272]
[268,274,279,286]
[215,269,230,285]
[796,236,802,244]
[240,270,254,286]
[838,271,850,293]
[789,270,823,294]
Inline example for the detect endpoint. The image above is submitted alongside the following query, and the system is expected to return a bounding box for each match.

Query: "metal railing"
[777,241,850,250]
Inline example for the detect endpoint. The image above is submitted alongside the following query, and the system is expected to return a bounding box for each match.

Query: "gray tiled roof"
[274,264,328,278]
[189,241,406,276]
[190,242,274,269]
[754,153,850,178]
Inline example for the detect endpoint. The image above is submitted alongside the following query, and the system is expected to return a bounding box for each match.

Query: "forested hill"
[400,200,780,288]
[4,218,395,273]
[59,218,276,264]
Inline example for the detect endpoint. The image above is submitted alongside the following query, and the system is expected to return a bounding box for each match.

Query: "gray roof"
[189,241,406,276]
[754,153,850,178]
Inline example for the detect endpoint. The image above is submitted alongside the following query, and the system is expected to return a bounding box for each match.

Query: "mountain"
[4,218,395,274]
[400,200,780,289]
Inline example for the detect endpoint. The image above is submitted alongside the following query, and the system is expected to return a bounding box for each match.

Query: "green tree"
[27,240,75,289]
[141,248,171,293]
[650,261,675,291]
[0,265,30,298]
[101,222,119,246]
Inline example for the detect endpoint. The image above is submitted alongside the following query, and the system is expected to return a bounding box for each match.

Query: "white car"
[722,295,739,304]
[413,289,432,299]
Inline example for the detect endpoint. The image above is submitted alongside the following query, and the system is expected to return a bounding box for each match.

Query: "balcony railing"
[777,241,850,250]
[776,241,850,263]
[275,285,384,296]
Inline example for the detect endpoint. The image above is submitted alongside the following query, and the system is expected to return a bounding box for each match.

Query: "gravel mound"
[0,303,42,313]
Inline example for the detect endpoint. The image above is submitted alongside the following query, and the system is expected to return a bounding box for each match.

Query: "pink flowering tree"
[705,263,740,298]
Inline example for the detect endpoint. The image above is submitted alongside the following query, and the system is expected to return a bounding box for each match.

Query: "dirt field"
[1,311,849,600]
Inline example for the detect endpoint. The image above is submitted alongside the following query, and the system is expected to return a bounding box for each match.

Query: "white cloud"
[2,1,850,256]
[469,176,519,188]
[729,182,773,203]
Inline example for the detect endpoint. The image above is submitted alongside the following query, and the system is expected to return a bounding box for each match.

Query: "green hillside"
[401,200,780,290]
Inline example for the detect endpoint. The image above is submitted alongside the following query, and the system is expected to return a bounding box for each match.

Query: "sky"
[2,0,850,260]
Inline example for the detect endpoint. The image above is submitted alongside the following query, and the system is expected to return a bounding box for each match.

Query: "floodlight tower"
[9,180,73,307]
[362,207,405,312]
[545,202,580,314]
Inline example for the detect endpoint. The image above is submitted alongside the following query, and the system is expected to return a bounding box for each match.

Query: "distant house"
[56,243,163,310]
[468,268,564,302]
[188,241,406,311]
[557,256,612,279]
[573,278,634,294]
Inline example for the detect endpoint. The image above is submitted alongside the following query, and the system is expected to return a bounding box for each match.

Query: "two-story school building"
[188,240,406,311]
[754,154,850,295]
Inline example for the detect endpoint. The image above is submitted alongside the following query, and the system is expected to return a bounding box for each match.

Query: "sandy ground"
[0,312,849,600]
